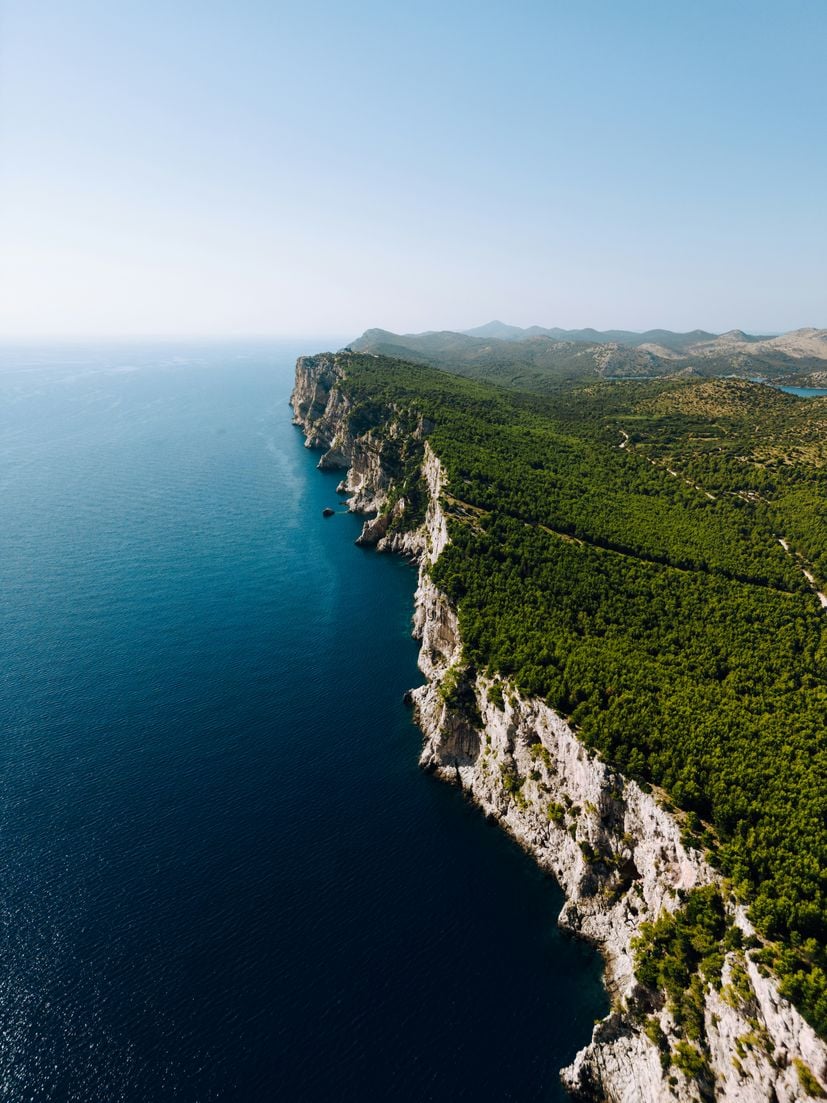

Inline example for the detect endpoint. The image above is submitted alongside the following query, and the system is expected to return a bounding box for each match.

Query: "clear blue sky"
[1,0,825,338]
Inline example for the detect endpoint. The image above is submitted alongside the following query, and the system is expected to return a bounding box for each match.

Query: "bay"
[776,385,827,397]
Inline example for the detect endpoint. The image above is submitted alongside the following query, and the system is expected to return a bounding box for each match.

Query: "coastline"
[290,351,827,1103]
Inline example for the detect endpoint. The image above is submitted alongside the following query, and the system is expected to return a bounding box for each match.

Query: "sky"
[1,0,825,339]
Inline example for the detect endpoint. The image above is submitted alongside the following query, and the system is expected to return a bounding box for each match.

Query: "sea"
[776,385,827,398]
[0,341,606,1102]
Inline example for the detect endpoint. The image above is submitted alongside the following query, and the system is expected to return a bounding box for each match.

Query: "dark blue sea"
[0,341,605,1102]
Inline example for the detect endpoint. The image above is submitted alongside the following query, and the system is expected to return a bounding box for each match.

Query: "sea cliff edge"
[290,351,827,1103]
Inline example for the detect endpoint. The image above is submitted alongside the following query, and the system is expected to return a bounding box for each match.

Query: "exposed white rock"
[291,354,827,1103]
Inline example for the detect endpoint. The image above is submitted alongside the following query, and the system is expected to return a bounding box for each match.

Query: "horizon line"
[1,321,824,343]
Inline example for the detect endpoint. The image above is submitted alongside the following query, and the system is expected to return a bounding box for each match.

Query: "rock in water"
[322,507,335,517]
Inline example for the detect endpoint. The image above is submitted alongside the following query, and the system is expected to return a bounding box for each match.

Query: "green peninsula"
[328,350,827,1040]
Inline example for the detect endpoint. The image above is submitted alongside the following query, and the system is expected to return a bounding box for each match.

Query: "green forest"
[326,351,827,1038]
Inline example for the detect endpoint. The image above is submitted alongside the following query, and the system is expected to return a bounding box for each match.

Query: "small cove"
[776,385,827,397]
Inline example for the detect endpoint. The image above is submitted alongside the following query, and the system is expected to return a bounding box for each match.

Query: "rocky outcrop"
[291,352,431,555]
[291,354,353,460]
[291,353,827,1103]
[416,644,827,1102]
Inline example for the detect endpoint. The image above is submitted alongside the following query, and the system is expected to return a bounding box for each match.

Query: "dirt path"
[778,538,827,608]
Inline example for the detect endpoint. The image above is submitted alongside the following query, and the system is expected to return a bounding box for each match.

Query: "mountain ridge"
[350,324,827,389]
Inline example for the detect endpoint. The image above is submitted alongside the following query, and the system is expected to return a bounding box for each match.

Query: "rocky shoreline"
[291,351,827,1103]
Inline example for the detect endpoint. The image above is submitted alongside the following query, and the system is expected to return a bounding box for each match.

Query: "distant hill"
[350,325,827,391]
[350,328,665,391]
[463,321,722,351]
[463,320,529,341]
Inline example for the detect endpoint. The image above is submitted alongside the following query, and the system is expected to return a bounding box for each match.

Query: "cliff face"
[291,353,827,1103]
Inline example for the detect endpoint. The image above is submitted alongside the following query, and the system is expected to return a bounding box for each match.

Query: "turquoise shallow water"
[0,341,606,1101]
[776,385,827,397]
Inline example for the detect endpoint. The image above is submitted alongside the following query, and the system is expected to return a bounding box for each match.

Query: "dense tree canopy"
[337,353,827,1037]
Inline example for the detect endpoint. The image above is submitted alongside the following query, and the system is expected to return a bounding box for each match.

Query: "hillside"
[350,325,827,388]
[302,350,827,1055]
[464,320,721,351]
[350,327,669,389]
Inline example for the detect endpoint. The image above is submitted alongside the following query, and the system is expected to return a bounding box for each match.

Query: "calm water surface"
[0,342,605,1101]
[776,385,827,397]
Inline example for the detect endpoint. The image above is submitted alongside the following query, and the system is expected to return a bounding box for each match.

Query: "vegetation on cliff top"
[312,350,827,1038]
[350,326,827,391]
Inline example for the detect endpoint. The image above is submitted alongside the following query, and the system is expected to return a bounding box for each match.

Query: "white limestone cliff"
[291,353,827,1103]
